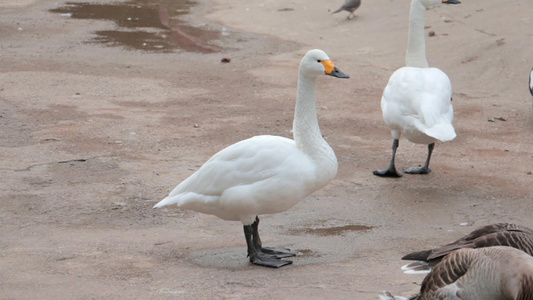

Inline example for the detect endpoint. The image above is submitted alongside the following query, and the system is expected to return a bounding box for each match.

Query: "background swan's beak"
[442,0,461,4]
[327,67,350,79]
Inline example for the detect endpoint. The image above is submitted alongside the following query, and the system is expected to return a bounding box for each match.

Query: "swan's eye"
[317,60,321,63]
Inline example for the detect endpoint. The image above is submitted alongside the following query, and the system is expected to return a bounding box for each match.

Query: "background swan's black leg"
[243,224,292,268]
[373,138,402,177]
[404,143,434,174]
[252,216,295,258]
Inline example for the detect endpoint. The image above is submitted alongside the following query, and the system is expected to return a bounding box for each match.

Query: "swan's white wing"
[382,67,456,143]
[154,135,318,222]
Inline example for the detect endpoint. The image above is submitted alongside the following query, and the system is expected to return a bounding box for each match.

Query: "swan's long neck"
[293,74,333,160]
[406,0,429,68]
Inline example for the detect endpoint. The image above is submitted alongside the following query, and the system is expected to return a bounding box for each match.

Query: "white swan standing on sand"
[374,0,459,177]
[379,246,533,300]
[154,49,349,268]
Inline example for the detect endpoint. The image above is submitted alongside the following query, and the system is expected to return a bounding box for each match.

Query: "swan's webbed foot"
[260,246,296,258]
[374,138,402,177]
[252,216,295,258]
[244,217,294,268]
[373,167,402,177]
[249,252,293,268]
[404,143,434,175]
[404,165,431,174]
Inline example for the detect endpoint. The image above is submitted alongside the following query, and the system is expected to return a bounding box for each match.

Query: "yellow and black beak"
[442,0,461,4]
[321,60,349,79]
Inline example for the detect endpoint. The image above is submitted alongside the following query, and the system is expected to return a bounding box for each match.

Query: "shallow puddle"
[295,249,321,258]
[288,224,374,236]
[49,0,222,53]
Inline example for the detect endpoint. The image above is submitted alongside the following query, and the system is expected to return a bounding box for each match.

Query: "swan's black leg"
[404,143,434,174]
[373,138,402,177]
[244,223,292,268]
[252,216,295,258]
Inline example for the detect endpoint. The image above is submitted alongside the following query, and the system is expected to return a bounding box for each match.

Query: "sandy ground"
[1,0,532,299]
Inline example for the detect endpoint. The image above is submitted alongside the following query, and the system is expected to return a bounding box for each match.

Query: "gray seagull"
[332,0,361,19]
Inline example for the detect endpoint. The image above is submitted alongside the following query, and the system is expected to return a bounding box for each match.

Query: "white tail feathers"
[401,261,432,275]
[378,291,409,300]
[153,196,176,209]
[423,122,456,142]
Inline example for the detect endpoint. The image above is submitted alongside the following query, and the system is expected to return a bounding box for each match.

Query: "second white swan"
[374,0,459,177]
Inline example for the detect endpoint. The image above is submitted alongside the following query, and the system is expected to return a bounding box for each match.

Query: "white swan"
[374,0,459,177]
[154,49,349,268]
[380,246,533,300]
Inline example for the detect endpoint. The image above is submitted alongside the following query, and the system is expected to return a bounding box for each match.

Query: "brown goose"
[401,223,533,274]
[380,246,533,300]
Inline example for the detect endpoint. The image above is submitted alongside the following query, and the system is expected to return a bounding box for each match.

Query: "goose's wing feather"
[428,231,533,261]
[401,249,433,262]
[402,223,533,263]
[427,223,533,260]
[154,135,317,219]
[382,67,456,143]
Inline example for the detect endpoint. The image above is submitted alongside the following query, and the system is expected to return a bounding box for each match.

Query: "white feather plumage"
[154,49,344,229]
[154,134,334,225]
[381,67,456,144]
[374,0,458,177]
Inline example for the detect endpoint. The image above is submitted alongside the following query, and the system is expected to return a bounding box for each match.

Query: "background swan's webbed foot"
[404,143,434,175]
[404,166,431,174]
[373,168,402,177]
